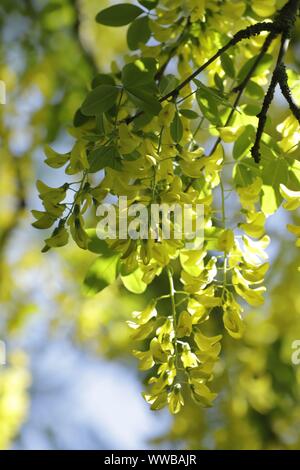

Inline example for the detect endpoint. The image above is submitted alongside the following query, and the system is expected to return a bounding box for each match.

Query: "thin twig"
[125,22,274,125]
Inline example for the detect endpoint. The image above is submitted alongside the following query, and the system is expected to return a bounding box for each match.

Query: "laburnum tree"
[33,0,300,416]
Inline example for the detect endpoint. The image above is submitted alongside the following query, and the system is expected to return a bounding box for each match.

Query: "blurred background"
[0,0,300,450]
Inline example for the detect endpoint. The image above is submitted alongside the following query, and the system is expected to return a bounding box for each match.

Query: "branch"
[125,22,274,124]
[207,31,275,160]
[161,23,275,102]
[232,31,276,93]
[154,16,190,82]
[251,0,300,162]
[278,63,300,124]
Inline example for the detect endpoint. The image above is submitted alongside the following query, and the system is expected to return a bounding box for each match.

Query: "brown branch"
[251,35,289,163]
[251,0,300,162]
[232,31,276,93]
[278,63,300,124]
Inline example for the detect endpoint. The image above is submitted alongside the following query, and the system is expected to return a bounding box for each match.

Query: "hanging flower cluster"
[33,0,300,413]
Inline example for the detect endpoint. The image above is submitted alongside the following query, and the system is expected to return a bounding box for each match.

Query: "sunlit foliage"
[1,0,300,450]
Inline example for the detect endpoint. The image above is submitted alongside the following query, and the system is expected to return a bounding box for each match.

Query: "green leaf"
[126,87,161,116]
[170,112,183,142]
[88,146,121,173]
[44,145,69,168]
[221,53,235,79]
[139,57,158,76]
[289,159,300,187]
[91,73,115,89]
[31,211,57,229]
[95,114,105,136]
[123,150,140,161]
[233,160,261,186]
[262,152,288,188]
[237,54,273,83]
[133,112,153,130]
[86,229,116,256]
[121,268,147,294]
[242,104,261,116]
[45,225,69,248]
[138,0,158,9]
[81,85,119,116]
[82,254,120,296]
[122,62,153,88]
[73,108,90,127]
[214,73,224,92]
[159,74,179,95]
[261,155,288,214]
[96,4,144,27]
[122,62,161,115]
[195,80,232,108]
[179,109,199,120]
[196,88,221,126]
[127,16,151,50]
[195,80,234,126]
[233,125,255,160]
[245,80,264,100]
